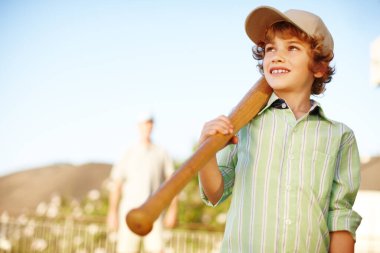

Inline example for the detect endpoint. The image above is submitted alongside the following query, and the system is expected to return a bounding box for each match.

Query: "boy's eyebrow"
[285,38,306,45]
[288,40,303,44]
[282,39,308,47]
[267,37,304,44]
[264,36,309,48]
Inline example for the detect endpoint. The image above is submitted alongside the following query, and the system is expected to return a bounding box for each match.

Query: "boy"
[198,6,361,253]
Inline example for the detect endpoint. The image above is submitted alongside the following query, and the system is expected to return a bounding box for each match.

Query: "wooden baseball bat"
[126,77,272,236]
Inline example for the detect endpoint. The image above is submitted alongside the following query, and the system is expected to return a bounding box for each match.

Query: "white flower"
[31,238,47,251]
[50,194,62,207]
[103,178,113,192]
[17,214,28,225]
[23,221,35,237]
[36,202,48,216]
[87,189,100,201]
[0,212,9,223]
[216,213,227,224]
[23,226,34,237]
[0,237,11,251]
[46,205,59,218]
[94,247,106,253]
[87,224,99,235]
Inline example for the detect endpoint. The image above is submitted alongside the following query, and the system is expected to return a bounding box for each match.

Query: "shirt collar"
[257,93,333,123]
[258,92,281,115]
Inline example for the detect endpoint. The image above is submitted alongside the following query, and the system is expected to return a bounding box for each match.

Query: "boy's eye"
[265,46,275,53]
[289,45,300,51]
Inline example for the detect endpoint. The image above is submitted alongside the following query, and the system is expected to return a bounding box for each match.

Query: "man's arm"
[163,196,179,228]
[329,231,355,253]
[107,179,122,231]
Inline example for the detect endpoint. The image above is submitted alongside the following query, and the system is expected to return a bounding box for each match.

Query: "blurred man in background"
[107,112,177,253]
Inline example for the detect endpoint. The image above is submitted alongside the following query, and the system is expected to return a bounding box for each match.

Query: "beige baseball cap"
[245,6,334,54]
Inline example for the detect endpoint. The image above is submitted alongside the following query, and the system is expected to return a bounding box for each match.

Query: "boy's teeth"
[272,69,289,74]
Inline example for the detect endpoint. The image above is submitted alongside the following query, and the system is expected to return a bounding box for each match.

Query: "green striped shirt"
[200,94,362,253]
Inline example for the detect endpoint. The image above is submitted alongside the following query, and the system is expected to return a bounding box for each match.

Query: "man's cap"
[245,6,334,54]
[137,111,154,123]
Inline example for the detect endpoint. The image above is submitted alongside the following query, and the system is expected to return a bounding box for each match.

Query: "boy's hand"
[199,115,238,146]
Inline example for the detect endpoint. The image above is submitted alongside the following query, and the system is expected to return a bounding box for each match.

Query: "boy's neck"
[274,90,312,119]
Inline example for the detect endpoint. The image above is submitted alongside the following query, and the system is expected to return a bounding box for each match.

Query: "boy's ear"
[314,71,323,78]
[313,62,326,78]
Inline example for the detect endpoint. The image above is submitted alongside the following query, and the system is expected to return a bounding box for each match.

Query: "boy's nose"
[271,51,285,63]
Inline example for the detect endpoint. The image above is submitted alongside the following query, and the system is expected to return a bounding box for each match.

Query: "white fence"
[0,215,223,253]
[0,212,379,253]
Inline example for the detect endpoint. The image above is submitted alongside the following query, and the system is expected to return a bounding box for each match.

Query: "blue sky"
[1,0,380,176]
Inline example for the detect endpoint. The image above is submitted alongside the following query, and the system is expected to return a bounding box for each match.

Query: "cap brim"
[245,6,295,45]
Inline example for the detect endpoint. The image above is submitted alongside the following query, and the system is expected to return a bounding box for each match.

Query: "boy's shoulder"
[314,110,358,148]
[307,99,355,134]
[308,101,357,139]
[327,117,357,140]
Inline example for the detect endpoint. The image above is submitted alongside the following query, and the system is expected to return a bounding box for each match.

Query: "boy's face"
[263,35,322,95]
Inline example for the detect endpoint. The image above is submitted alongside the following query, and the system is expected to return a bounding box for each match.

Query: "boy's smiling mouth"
[270,67,290,74]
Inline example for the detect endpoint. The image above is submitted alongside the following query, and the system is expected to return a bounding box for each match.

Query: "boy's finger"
[217,115,234,129]
[227,136,239,145]
[211,123,233,135]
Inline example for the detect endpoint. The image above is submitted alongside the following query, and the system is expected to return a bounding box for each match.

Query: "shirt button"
[285,219,292,225]
[281,103,287,109]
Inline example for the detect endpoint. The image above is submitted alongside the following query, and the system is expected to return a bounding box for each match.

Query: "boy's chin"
[267,82,289,91]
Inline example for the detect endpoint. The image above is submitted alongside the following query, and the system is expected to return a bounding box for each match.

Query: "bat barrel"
[126,208,154,236]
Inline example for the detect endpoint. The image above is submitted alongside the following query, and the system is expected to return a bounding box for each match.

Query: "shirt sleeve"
[327,129,362,240]
[199,143,238,207]
[110,151,129,182]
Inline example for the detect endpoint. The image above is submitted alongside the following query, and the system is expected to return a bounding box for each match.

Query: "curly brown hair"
[252,21,335,95]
